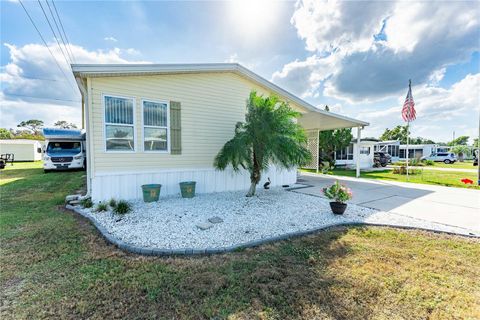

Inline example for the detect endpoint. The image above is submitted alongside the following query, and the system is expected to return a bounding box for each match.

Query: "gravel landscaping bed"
[71,187,478,252]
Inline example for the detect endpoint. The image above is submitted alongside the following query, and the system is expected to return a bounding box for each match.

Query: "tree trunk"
[246,151,261,197]
[246,181,257,197]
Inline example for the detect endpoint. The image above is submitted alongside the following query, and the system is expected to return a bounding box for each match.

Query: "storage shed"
[0,139,43,161]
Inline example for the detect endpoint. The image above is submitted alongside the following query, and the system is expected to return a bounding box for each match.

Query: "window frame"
[141,98,171,153]
[103,93,136,153]
[360,146,370,155]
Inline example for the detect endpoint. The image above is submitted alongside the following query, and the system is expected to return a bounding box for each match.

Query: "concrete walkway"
[297,172,480,235]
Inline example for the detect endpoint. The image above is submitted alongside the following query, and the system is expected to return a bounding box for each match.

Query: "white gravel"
[78,187,476,250]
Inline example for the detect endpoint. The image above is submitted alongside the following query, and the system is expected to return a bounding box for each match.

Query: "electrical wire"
[45,0,74,64]
[51,0,76,63]
[6,93,81,103]
[37,0,71,66]
[17,0,78,95]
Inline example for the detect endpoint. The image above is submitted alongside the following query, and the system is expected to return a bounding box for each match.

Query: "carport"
[298,109,369,177]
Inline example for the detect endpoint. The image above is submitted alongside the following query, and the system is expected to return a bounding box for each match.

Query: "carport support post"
[356,126,361,178]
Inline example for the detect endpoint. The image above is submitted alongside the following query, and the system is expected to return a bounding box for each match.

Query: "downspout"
[75,76,92,199]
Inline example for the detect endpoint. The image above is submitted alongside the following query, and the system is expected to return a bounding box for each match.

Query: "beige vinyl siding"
[88,72,308,174]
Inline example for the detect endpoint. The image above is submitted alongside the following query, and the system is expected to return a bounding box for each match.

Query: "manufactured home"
[72,63,368,201]
[335,139,377,169]
[0,139,43,161]
[374,141,455,162]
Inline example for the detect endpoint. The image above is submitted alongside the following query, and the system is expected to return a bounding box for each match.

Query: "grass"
[392,160,476,170]
[304,168,479,189]
[1,162,480,319]
[430,160,476,169]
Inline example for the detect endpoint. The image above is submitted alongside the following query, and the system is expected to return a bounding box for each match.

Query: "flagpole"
[406,79,412,181]
[406,120,409,181]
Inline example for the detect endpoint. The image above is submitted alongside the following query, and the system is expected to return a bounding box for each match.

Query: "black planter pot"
[329,201,347,215]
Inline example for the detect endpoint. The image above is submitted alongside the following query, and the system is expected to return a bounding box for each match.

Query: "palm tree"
[214,91,311,197]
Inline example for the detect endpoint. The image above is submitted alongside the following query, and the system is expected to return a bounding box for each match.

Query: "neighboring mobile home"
[335,139,377,169]
[0,139,43,161]
[72,63,368,201]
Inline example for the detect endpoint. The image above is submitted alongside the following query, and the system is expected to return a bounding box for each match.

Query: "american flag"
[402,80,416,122]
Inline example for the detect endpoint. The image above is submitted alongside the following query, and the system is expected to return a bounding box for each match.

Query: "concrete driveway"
[297,172,480,235]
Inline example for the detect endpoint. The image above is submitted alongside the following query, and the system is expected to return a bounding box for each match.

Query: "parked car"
[374,152,388,167]
[421,152,457,164]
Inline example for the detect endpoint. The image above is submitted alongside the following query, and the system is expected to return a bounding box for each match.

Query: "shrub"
[80,198,93,208]
[113,200,131,215]
[393,166,421,175]
[108,198,117,208]
[423,159,434,166]
[96,202,108,212]
[393,161,406,166]
[322,181,353,203]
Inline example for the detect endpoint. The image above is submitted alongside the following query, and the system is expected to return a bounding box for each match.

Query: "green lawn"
[430,160,476,169]
[304,168,479,189]
[392,160,476,170]
[1,163,480,319]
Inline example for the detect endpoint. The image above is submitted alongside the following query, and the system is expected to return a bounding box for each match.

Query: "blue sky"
[1,0,479,143]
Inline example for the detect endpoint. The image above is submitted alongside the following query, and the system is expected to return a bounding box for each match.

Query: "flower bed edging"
[65,204,479,257]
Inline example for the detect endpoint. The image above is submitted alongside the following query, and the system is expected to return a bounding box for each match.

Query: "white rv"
[42,128,86,172]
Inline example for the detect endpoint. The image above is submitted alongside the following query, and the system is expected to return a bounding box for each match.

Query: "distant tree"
[54,120,78,129]
[318,128,353,168]
[474,138,479,148]
[0,128,13,139]
[448,135,469,146]
[17,119,44,135]
[11,129,45,141]
[452,145,470,162]
[410,137,436,145]
[380,125,435,145]
[380,125,409,143]
[317,105,353,168]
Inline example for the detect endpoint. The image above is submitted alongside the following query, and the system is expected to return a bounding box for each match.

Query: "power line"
[37,0,71,66]
[10,74,67,82]
[5,93,81,103]
[17,0,78,95]
[51,0,76,63]
[45,0,74,63]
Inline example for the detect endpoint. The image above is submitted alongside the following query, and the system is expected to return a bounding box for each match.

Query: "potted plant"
[322,181,352,214]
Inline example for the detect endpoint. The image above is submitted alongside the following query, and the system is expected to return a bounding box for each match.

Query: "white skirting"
[91,166,297,201]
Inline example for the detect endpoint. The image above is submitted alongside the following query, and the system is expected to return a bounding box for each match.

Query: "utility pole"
[452,131,455,143]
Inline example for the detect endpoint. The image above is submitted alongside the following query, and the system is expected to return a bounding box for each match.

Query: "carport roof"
[71,63,369,131]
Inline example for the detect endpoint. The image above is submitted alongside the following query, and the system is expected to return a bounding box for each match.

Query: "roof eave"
[71,63,369,128]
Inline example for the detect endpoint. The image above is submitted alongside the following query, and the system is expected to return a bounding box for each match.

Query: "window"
[143,100,169,152]
[360,147,370,155]
[104,95,135,151]
[335,144,354,160]
[47,142,81,155]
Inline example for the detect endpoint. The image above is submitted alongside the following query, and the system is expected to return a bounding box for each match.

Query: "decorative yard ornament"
[460,178,473,185]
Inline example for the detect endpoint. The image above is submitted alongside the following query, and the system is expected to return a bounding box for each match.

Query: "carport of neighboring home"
[72,63,368,201]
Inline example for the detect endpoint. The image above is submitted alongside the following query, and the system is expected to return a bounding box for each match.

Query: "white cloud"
[0,42,147,129]
[104,36,118,42]
[276,0,479,102]
[224,53,257,69]
[357,73,480,142]
[291,0,393,53]
[271,54,339,98]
